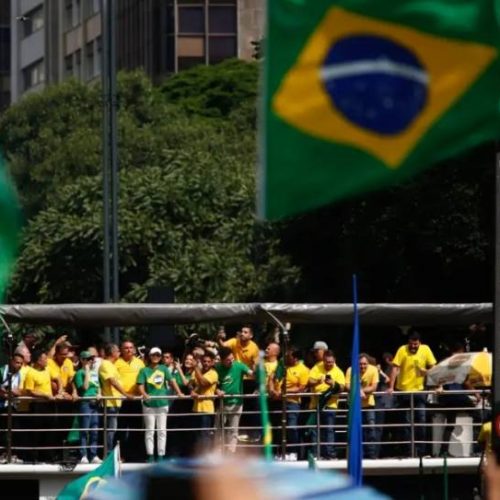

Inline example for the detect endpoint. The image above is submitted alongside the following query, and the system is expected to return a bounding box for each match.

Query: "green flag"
[0,153,20,299]
[259,0,500,219]
[57,445,120,500]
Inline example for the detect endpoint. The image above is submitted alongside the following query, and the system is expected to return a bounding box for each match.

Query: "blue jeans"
[374,393,394,458]
[105,407,119,454]
[80,401,99,460]
[362,408,376,458]
[286,403,301,455]
[398,393,427,456]
[310,409,336,458]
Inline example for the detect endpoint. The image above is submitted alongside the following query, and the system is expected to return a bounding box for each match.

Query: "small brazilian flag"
[259,0,500,219]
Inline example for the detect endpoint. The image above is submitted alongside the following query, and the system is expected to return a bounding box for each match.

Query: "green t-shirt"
[137,365,173,407]
[215,361,251,405]
[174,370,193,394]
[74,368,100,398]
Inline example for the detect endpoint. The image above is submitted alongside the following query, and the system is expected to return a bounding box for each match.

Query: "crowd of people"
[0,326,491,464]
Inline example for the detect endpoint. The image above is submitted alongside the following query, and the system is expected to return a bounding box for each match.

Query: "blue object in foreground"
[86,456,390,500]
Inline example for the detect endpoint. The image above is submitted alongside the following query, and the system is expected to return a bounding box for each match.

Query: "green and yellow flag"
[0,153,20,299]
[259,0,500,219]
[57,445,120,499]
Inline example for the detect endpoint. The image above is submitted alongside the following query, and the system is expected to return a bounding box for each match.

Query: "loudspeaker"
[147,286,176,348]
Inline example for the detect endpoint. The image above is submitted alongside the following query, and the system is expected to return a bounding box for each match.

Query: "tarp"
[0,303,491,327]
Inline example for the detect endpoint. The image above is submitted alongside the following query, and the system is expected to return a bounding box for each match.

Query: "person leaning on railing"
[346,353,378,459]
[387,330,436,457]
[73,351,102,464]
[98,343,134,457]
[0,353,26,464]
[137,347,184,463]
[191,350,219,451]
[24,349,62,463]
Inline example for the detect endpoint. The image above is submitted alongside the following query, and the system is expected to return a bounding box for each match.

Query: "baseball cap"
[313,341,328,350]
[80,351,92,359]
[149,347,162,356]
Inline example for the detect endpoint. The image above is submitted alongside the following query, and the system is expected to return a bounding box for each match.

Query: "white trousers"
[142,404,169,456]
[221,403,243,453]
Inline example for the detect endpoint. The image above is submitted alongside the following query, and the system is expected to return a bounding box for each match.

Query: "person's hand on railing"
[216,389,225,399]
[142,393,150,401]
[191,391,199,399]
[385,387,394,394]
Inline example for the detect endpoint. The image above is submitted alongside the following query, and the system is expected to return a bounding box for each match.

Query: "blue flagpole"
[348,274,363,486]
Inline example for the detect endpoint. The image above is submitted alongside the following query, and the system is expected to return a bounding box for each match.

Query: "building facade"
[0,0,10,110]
[10,0,263,104]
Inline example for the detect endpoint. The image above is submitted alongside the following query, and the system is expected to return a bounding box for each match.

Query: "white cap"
[149,347,162,355]
[313,341,328,350]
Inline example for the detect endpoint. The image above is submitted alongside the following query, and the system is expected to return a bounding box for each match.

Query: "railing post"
[315,397,321,459]
[220,397,225,456]
[410,392,415,458]
[103,402,108,458]
[6,392,13,463]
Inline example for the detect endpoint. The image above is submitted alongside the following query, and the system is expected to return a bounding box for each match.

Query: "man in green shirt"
[215,346,253,453]
[74,351,101,464]
[137,347,184,462]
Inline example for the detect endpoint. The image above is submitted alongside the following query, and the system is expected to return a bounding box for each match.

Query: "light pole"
[101,0,119,344]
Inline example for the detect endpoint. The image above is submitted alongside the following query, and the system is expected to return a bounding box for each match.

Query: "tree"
[0,70,299,306]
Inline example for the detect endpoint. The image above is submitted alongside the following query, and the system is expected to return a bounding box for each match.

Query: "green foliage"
[0,70,299,307]
[160,59,259,122]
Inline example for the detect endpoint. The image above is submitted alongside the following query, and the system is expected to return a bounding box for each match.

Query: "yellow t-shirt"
[309,363,345,409]
[224,338,259,371]
[48,358,75,392]
[115,357,145,395]
[264,360,278,382]
[346,364,379,407]
[393,344,436,391]
[478,422,492,455]
[274,363,309,404]
[193,369,218,414]
[99,359,123,408]
[24,366,52,398]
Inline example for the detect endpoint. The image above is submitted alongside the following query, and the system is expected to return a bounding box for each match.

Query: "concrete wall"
[238,0,264,60]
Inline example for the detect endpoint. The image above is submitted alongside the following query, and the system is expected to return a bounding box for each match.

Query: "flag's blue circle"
[321,35,428,135]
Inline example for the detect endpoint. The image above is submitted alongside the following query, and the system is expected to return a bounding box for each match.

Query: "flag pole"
[493,144,500,461]
[264,311,289,459]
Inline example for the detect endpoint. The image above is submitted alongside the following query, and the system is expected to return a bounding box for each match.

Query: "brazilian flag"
[0,153,20,299]
[259,0,500,220]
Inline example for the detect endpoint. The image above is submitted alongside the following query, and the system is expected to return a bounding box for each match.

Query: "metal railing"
[0,389,490,464]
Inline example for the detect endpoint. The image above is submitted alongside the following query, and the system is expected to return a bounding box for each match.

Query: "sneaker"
[0,453,7,465]
[238,434,250,443]
[147,455,155,463]
[90,456,102,464]
[80,456,89,464]
[11,456,23,464]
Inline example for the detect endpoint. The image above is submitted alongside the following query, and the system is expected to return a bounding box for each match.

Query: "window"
[65,54,74,78]
[65,0,74,30]
[178,7,205,34]
[208,36,236,64]
[75,49,81,78]
[0,27,9,72]
[208,6,236,33]
[85,41,94,79]
[23,59,45,90]
[23,6,44,37]
[94,37,102,76]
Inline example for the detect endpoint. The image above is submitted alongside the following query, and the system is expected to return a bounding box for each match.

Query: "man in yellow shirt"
[115,340,145,462]
[388,331,436,457]
[264,342,280,383]
[270,347,309,460]
[308,350,345,459]
[346,354,379,459]
[24,350,58,463]
[99,343,133,456]
[192,350,219,451]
